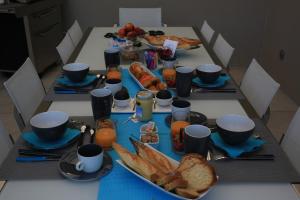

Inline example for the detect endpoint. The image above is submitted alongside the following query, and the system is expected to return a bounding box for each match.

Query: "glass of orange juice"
[171,111,190,153]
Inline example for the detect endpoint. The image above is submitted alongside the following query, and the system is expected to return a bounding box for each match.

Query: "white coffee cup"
[105,79,122,95]
[171,100,191,120]
[75,144,103,173]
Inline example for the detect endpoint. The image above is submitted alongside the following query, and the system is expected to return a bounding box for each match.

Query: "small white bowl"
[114,97,131,107]
[155,97,172,107]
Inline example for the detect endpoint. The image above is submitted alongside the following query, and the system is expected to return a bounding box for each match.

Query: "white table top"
[75,27,214,70]
[0,181,298,200]
[48,99,247,119]
[1,27,298,200]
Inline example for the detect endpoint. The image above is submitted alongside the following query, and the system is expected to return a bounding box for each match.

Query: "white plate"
[116,144,214,200]
[112,98,171,113]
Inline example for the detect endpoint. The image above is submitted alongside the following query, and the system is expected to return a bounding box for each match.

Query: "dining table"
[0,26,299,200]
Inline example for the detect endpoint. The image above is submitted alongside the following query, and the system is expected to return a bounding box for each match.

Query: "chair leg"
[13,106,25,131]
[262,106,271,124]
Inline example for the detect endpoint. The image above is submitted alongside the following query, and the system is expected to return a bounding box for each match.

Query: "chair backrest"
[56,33,75,64]
[119,8,162,27]
[200,20,215,44]
[281,107,300,174]
[67,20,83,47]
[213,34,235,67]
[0,120,13,165]
[240,59,280,118]
[3,58,45,126]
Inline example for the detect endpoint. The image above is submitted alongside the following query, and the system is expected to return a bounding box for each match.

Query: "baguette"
[130,138,177,175]
[112,142,159,181]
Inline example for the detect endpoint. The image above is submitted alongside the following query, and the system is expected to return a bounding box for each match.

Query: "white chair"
[119,8,163,27]
[3,58,45,127]
[56,33,75,64]
[240,59,280,118]
[67,20,83,47]
[213,34,235,67]
[200,20,215,44]
[281,108,300,174]
[0,120,13,165]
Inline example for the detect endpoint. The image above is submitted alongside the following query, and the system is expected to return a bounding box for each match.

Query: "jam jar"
[136,91,153,121]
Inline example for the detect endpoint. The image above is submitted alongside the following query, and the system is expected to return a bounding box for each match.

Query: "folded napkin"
[56,74,97,87]
[210,132,265,158]
[192,75,230,88]
[22,128,80,150]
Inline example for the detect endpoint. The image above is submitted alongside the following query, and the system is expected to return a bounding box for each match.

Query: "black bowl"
[63,63,90,82]
[216,114,255,145]
[156,90,172,99]
[30,111,69,141]
[196,64,222,83]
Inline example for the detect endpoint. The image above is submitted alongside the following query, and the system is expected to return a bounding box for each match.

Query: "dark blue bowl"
[30,111,69,141]
[63,63,89,82]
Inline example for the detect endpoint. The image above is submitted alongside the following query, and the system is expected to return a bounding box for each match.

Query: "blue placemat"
[210,132,265,158]
[121,68,141,97]
[22,128,80,150]
[56,74,97,87]
[98,113,181,200]
[192,75,230,88]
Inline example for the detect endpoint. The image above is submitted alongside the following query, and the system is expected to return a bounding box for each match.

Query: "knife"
[192,88,236,93]
[18,149,62,157]
[16,156,60,162]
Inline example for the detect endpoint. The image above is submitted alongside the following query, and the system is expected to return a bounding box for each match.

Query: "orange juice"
[171,121,190,151]
[95,128,116,150]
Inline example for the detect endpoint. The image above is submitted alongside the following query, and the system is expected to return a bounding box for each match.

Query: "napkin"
[210,132,265,158]
[22,128,80,150]
[192,74,230,88]
[56,74,97,87]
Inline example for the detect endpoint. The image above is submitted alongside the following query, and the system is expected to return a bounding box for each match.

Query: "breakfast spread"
[113,141,217,199]
[129,62,167,92]
[144,35,201,49]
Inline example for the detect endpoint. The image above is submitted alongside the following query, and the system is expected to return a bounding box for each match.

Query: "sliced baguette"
[181,162,217,193]
[176,154,206,173]
[112,142,159,181]
[130,138,177,174]
[164,177,188,191]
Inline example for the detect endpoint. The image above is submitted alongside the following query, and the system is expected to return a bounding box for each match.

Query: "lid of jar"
[136,91,153,99]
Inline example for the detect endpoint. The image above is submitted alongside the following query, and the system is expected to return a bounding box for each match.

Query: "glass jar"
[136,91,153,121]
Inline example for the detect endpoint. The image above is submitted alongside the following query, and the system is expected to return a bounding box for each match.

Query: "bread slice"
[130,138,177,175]
[175,188,200,199]
[176,154,206,173]
[164,177,188,191]
[112,142,159,181]
[181,162,217,193]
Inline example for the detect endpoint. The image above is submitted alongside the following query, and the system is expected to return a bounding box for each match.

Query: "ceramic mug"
[184,125,211,157]
[90,88,113,120]
[76,144,103,173]
[171,100,191,121]
[104,79,122,95]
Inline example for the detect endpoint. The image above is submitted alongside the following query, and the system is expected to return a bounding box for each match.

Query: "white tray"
[128,62,161,94]
[112,98,171,113]
[116,144,214,200]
